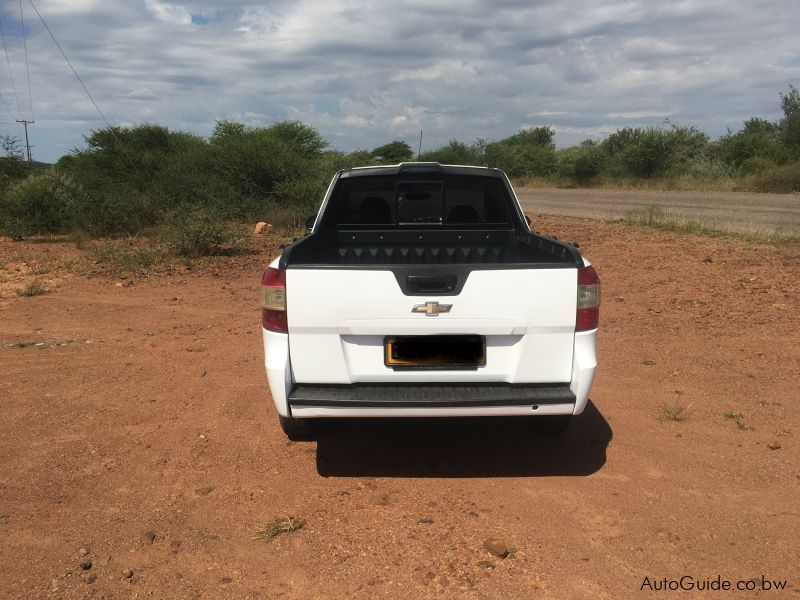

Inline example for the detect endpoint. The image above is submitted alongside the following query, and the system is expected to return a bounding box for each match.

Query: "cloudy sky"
[0,0,798,162]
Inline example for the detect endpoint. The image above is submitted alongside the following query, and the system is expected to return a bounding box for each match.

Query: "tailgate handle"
[407,274,457,293]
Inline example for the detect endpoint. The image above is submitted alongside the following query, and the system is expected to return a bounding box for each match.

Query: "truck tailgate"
[287,267,577,384]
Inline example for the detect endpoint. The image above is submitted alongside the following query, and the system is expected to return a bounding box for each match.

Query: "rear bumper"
[263,327,597,418]
[291,404,576,418]
[289,383,574,417]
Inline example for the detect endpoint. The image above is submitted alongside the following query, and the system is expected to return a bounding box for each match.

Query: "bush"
[557,142,607,182]
[0,168,86,238]
[208,120,327,201]
[741,161,800,192]
[371,141,413,163]
[602,123,708,178]
[6,89,800,243]
[483,127,557,177]
[43,121,333,235]
[780,85,800,157]
[739,156,777,175]
[505,126,556,149]
[0,156,33,191]
[93,242,168,271]
[662,159,735,180]
[485,142,556,177]
[164,209,235,257]
[419,140,481,165]
[719,128,788,169]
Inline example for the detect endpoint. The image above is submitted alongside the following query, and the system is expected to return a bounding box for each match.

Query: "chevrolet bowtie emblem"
[412,301,453,317]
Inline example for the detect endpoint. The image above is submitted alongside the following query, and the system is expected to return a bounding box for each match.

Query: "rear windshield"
[330,175,513,228]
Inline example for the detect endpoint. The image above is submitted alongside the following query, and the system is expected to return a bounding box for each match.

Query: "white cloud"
[145,0,191,25]
[0,0,797,162]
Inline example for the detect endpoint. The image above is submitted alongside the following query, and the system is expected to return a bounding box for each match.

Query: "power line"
[0,87,13,121]
[19,0,34,119]
[26,0,112,130]
[0,20,21,114]
[26,0,137,170]
[27,0,116,132]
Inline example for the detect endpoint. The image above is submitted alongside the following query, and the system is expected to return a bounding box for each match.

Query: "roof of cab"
[339,162,504,178]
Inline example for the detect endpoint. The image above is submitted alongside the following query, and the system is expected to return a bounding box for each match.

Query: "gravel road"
[516,187,800,234]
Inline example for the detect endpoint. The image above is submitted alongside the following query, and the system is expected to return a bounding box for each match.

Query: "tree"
[268,121,328,155]
[505,126,556,149]
[371,141,413,163]
[741,117,778,136]
[418,140,480,165]
[780,85,800,156]
[557,140,607,183]
[1,134,23,158]
[719,117,787,169]
[601,127,638,155]
[210,120,246,143]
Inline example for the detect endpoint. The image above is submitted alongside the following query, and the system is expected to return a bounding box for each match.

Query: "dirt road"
[1,218,798,598]
[516,187,800,234]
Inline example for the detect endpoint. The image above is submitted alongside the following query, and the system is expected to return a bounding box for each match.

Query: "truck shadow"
[314,400,611,478]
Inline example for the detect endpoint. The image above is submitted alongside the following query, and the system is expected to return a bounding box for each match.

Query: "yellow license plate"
[385,335,485,368]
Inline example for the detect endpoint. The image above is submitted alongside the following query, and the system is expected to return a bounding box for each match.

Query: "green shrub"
[602,123,708,178]
[337,149,375,169]
[6,89,800,243]
[780,85,800,157]
[0,168,86,238]
[371,141,413,163]
[742,161,800,192]
[557,142,607,182]
[419,140,482,165]
[662,159,735,180]
[43,121,332,235]
[482,127,557,177]
[0,156,33,191]
[739,156,777,175]
[93,242,167,270]
[719,125,788,169]
[505,126,556,149]
[485,142,556,177]
[164,209,235,257]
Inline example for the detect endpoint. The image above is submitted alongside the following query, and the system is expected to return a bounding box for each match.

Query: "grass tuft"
[16,279,47,297]
[68,229,90,249]
[659,402,690,422]
[724,411,754,431]
[93,242,168,272]
[254,516,305,541]
[619,206,800,246]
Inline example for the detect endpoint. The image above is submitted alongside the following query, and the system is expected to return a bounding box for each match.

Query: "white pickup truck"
[261,163,599,439]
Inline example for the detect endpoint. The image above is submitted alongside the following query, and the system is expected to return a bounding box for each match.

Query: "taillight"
[260,267,287,333]
[576,265,600,332]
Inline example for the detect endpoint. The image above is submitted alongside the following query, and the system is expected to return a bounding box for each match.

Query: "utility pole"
[417,129,423,159]
[16,119,34,163]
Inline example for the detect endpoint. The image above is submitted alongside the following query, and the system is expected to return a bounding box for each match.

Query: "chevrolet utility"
[260,163,599,439]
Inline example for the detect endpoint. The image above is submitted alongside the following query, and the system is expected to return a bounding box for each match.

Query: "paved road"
[515,187,800,234]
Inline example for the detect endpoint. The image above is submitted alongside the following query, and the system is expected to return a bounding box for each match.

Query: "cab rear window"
[331,175,513,227]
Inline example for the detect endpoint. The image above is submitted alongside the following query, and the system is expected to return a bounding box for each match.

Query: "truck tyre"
[279,415,315,441]
[536,415,572,435]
